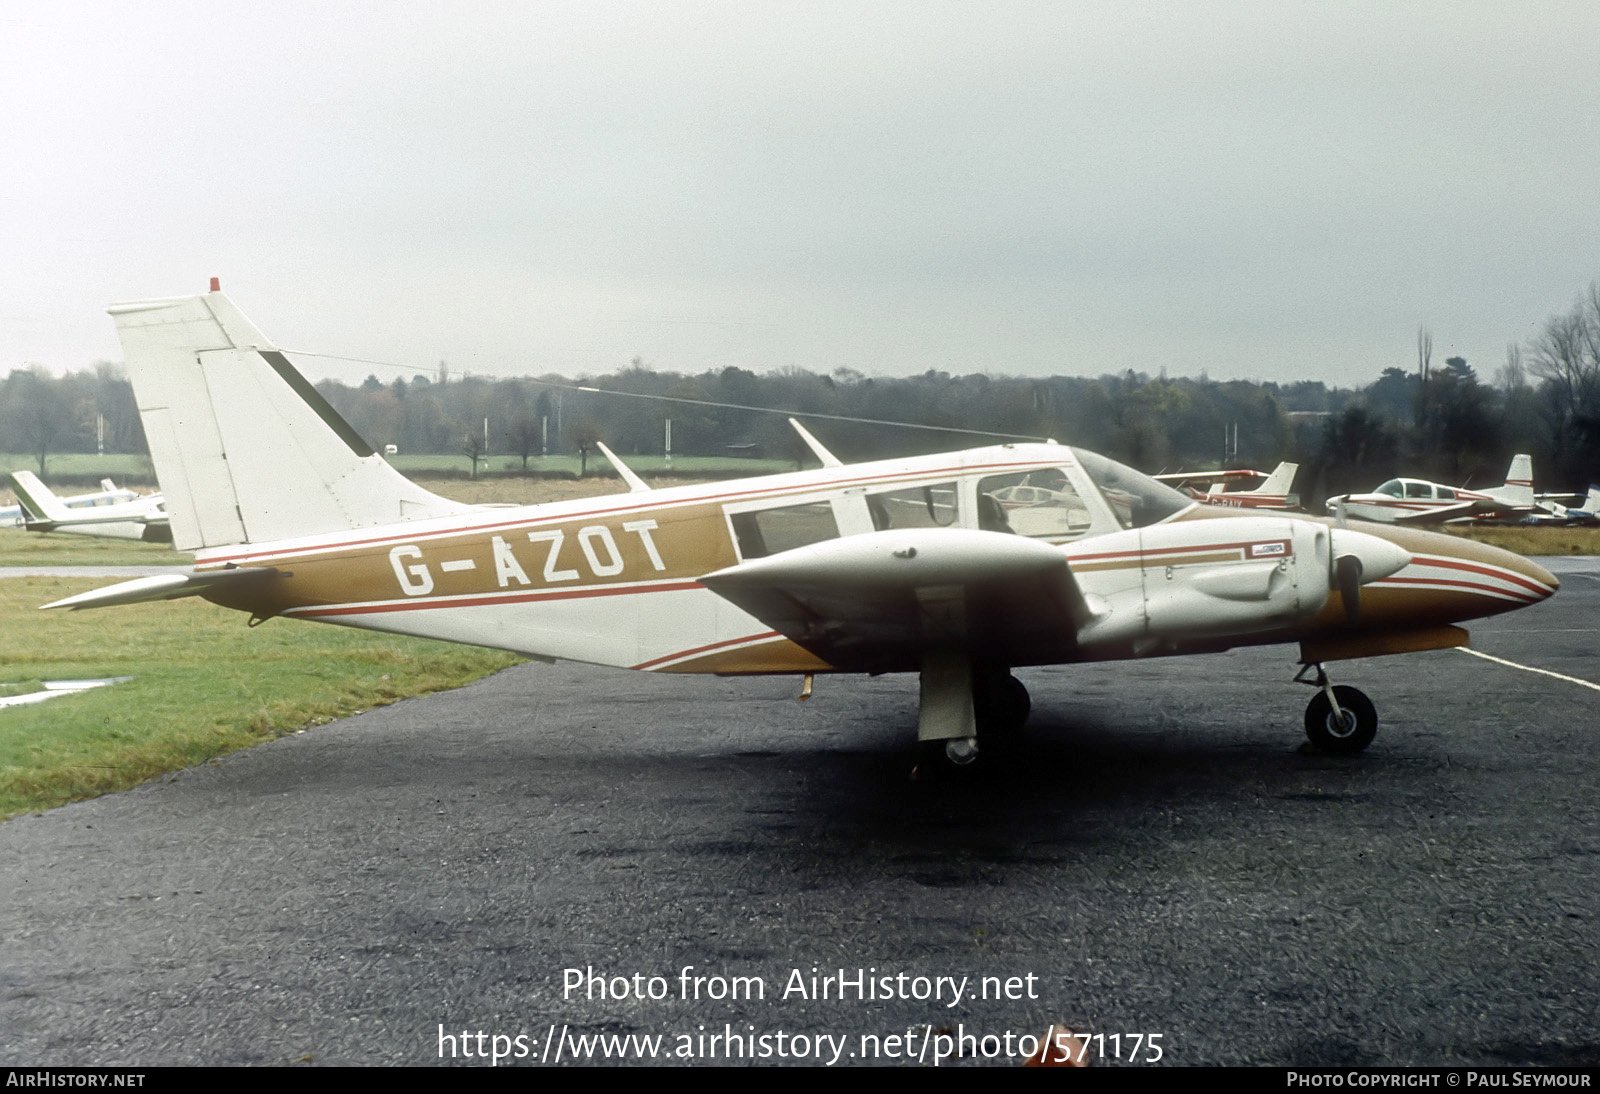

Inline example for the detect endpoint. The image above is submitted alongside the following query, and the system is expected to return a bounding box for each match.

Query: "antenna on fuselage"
[595,442,651,493]
[787,417,843,468]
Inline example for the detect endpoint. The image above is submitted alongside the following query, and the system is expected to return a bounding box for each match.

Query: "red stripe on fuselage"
[197,456,1069,567]
[631,631,784,670]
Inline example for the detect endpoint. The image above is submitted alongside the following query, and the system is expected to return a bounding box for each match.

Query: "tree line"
[5,286,1598,506]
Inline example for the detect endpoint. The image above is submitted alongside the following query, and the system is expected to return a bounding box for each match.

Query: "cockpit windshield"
[1069,448,1195,529]
[1375,480,1403,498]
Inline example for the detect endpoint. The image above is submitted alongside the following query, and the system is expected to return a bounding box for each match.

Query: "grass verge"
[0,527,191,567]
[1437,524,1600,556]
[0,577,520,819]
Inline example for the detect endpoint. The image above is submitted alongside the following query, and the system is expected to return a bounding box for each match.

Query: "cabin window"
[976,470,1095,539]
[1437,487,1455,499]
[729,500,840,559]
[1070,448,1193,529]
[1405,481,1432,499]
[864,483,959,530]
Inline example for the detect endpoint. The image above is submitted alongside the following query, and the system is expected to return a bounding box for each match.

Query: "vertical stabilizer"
[1254,461,1298,499]
[1489,453,1534,507]
[110,289,476,551]
[8,472,69,521]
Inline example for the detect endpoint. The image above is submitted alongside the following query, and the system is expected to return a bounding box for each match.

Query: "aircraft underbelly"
[45,521,153,541]
[283,585,810,672]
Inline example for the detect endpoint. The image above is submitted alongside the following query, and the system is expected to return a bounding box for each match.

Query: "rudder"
[110,287,475,552]
[7,472,70,522]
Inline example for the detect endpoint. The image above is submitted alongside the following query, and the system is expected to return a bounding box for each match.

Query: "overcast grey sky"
[4,1,1598,385]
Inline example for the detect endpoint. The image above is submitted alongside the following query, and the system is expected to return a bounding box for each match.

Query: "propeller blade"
[1335,554,1364,621]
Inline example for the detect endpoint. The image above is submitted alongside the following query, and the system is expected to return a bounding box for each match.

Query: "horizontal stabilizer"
[42,567,279,611]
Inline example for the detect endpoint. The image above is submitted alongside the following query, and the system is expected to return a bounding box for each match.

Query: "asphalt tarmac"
[3,560,1597,1067]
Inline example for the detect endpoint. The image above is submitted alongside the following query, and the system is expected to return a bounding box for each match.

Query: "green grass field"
[0,527,191,567]
[0,577,520,818]
[1437,523,1600,556]
[0,453,156,484]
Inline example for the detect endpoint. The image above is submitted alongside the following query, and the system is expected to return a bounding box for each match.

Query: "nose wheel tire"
[1304,685,1378,754]
[915,736,981,779]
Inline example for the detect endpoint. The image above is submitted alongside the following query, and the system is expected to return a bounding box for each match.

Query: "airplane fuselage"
[1332,484,1496,524]
[193,444,1555,675]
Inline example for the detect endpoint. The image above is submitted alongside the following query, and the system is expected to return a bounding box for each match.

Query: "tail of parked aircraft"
[109,284,476,552]
[1487,453,1534,508]
[1251,461,1299,503]
[8,471,70,522]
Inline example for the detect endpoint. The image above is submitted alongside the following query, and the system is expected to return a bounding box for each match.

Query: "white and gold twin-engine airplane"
[45,286,1558,771]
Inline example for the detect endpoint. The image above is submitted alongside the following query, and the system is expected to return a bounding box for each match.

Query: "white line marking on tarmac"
[1458,647,1600,693]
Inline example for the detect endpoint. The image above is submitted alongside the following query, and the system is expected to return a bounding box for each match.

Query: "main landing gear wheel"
[974,671,1031,737]
[1304,685,1378,754]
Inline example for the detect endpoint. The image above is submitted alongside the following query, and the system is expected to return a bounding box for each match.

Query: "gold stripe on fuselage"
[201,499,739,619]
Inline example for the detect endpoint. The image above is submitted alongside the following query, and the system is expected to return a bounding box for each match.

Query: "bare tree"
[505,414,543,472]
[461,429,486,479]
[1527,285,1600,481]
[0,368,73,475]
[1495,343,1525,391]
[1413,326,1436,431]
[570,418,602,477]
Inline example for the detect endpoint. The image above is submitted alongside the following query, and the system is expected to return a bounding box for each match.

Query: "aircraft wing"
[1390,499,1513,525]
[1153,469,1261,486]
[699,528,1093,672]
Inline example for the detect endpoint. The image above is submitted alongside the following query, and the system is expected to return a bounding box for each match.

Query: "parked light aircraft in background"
[1325,455,1535,525]
[42,286,1558,771]
[1526,485,1600,526]
[2,478,140,527]
[8,471,171,543]
[1153,462,1300,510]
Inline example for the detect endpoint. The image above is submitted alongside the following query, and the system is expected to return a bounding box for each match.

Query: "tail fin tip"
[111,288,476,552]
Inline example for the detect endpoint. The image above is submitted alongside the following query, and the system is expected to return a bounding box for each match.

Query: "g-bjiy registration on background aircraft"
[44,284,1558,770]
[1153,462,1300,510]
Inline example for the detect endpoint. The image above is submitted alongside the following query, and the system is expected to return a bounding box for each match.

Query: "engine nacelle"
[1068,517,1336,653]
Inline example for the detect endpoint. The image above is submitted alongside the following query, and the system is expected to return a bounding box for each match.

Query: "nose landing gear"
[1296,662,1378,754]
[914,654,1032,777]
